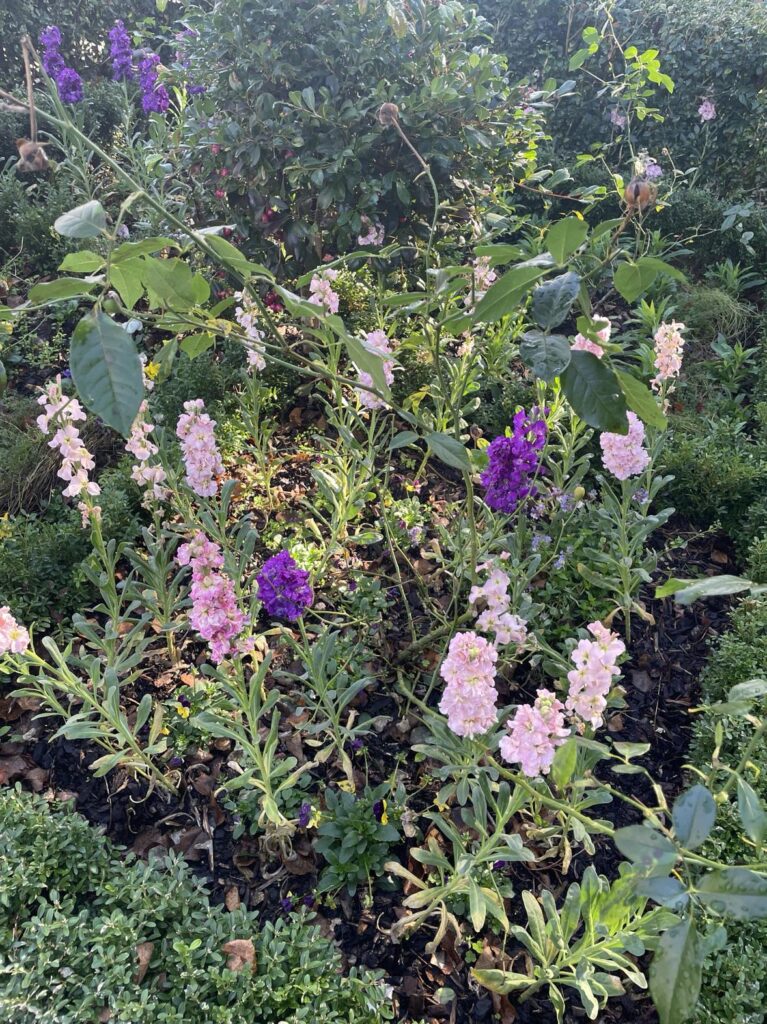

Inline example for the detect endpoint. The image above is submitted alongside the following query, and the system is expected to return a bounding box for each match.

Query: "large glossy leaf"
[532,271,581,329]
[547,217,589,263]
[344,333,391,399]
[146,258,210,311]
[54,200,108,238]
[561,351,628,432]
[519,331,571,381]
[58,251,104,273]
[617,370,667,430]
[737,777,767,845]
[69,312,143,436]
[473,264,546,322]
[110,259,145,310]
[614,257,686,304]
[202,233,274,280]
[180,333,216,359]
[28,278,97,303]
[656,574,755,604]
[697,869,767,919]
[671,786,716,849]
[649,918,702,1024]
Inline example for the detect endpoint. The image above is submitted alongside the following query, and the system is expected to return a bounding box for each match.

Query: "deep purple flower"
[372,799,386,823]
[302,894,315,908]
[350,737,364,752]
[56,68,84,104]
[108,20,134,81]
[256,551,313,621]
[187,83,206,95]
[297,802,312,829]
[169,755,184,768]
[178,694,191,708]
[280,897,294,913]
[39,26,65,78]
[138,53,170,113]
[480,409,547,514]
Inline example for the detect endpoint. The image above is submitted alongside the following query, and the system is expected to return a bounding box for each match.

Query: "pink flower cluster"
[565,620,625,728]
[698,99,716,122]
[308,268,340,314]
[465,256,497,309]
[37,376,101,523]
[572,317,611,358]
[652,320,685,390]
[177,532,248,663]
[500,620,625,777]
[499,689,570,777]
[438,631,499,737]
[468,566,528,650]
[0,606,30,656]
[234,289,266,372]
[600,411,650,481]
[176,399,224,498]
[356,329,395,410]
[357,216,385,247]
[127,401,169,505]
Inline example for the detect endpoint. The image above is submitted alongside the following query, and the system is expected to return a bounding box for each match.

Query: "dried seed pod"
[15,137,48,173]
[624,177,655,211]
[377,102,400,126]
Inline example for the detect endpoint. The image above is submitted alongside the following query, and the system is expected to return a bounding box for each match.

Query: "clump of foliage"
[0,787,394,1024]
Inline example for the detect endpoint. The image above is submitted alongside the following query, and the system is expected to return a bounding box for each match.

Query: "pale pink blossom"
[651,320,685,390]
[439,631,499,737]
[176,399,224,498]
[356,329,395,410]
[0,606,30,656]
[600,411,650,481]
[177,532,247,663]
[565,620,625,729]
[234,290,267,372]
[469,567,528,650]
[698,99,716,122]
[308,268,340,314]
[37,376,100,507]
[572,318,611,358]
[465,256,497,310]
[500,689,570,777]
[357,216,385,247]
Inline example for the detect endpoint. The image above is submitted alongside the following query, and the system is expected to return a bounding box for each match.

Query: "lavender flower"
[257,551,313,621]
[480,409,547,514]
[56,68,83,104]
[108,20,134,81]
[645,161,663,180]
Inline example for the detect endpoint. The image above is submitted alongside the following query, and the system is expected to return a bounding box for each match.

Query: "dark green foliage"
[0,172,78,277]
[178,0,525,265]
[0,787,393,1024]
[661,414,767,532]
[315,784,402,895]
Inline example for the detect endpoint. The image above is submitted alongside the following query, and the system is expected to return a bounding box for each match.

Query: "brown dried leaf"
[0,755,29,784]
[134,941,154,984]
[221,938,256,973]
[224,886,241,912]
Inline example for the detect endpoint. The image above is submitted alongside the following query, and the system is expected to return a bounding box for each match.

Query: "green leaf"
[54,200,108,238]
[532,271,581,330]
[614,258,685,304]
[728,679,767,703]
[58,251,104,273]
[561,351,628,432]
[112,237,179,261]
[344,332,391,399]
[180,333,216,359]
[468,880,486,932]
[69,311,143,436]
[616,370,667,429]
[472,968,533,994]
[28,278,96,303]
[425,431,470,471]
[613,825,679,874]
[661,575,755,605]
[0,359,6,398]
[147,258,210,311]
[547,218,589,263]
[737,777,767,845]
[697,869,767,919]
[551,737,578,790]
[473,264,546,323]
[649,918,702,1024]
[672,786,716,850]
[202,234,273,279]
[390,430,419,450]
[109,259,145,310]
[519,331,571,382]
[637,876,690,911]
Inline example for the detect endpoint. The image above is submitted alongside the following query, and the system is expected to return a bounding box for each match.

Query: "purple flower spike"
[480,408,547,514]
[257,551,313,621]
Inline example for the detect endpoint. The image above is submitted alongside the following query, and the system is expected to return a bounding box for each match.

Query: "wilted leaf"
[222,938,257,973]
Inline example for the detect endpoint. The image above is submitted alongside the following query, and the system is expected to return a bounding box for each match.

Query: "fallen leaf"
[134,942,154,984]
[222,938,256,973]
[224,886,241,912]
[0,755,30,784]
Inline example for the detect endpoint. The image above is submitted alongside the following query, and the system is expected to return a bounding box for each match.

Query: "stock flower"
[610,107,627,129]
[39,26,65,77]
[177,532,247,663]
[234,290,267,372]
[138,54,170,113]
[481,409,547,514]
[56,67,84,104]
[37,376,100,507]
[438,631,499,737]
[565,621,625,729]
[469,567,528,650]
[500,689,570,777]
[356,329,395,410]
[257,550,314,621]
[357,216,385,247]
[698,99,716,122]
[599,411,650,481]
[127,402,168,505]
[108,20,134,81]
[465,256,497,309]
[176,399,224,498]
[572,317,611,358]
[308,268,340,314]
[652,320,686,389]
[645,161,662,180]
[0,606,30,656]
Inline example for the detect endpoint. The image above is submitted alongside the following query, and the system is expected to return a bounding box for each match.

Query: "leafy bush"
[0,787,393,1024]
[0,172,79,277]
[177,0,529,264]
